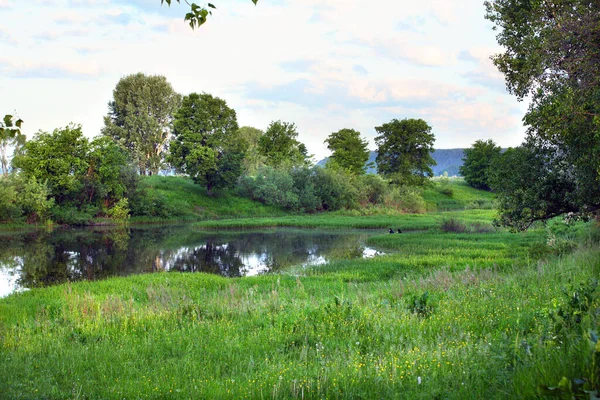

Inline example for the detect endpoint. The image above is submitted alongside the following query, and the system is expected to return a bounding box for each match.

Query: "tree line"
[0,72,437,224]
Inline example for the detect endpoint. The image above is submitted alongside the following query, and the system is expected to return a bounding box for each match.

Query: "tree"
[13,125,134,209]
[485,0,600,228]
[0,114,25,177]
[374,118,436,186]
[102,73,181,176]
[237,126,264,174]
[162,0,258,29]
[168,92,244,194]
[325,128,371,175]
[459,139,501,191]
[258,121,309,168]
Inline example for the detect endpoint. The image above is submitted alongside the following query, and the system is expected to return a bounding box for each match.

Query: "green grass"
[194,209,496,230]
[1,212,598,398]
[131,175,287,222]
[422,178,495,211]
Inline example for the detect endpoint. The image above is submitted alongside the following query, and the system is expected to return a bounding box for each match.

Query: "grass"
[130,175,287,223]
[422,178,495,211]
[194,209,496,230]
[1,210,598,398]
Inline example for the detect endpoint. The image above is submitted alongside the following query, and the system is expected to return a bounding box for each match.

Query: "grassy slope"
[1,211,598,398]
[131,175,287,221]
[422,178,495,211]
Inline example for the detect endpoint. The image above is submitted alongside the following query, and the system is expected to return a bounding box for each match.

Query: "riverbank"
[0,176,495,231]
[1,212,598,398]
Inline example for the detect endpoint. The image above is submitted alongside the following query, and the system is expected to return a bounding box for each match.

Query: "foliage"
[0,114,25,177]
[435,172,454,197]
[313,167,359,211]
[12,125,137,223]
[460,139,501,191]
[325,128,371,175]
[375,118,436,186]
[13,124,90,202]
[383,186,426,214]
[356,174,388,205]
[238,126,264,174]
[168,92,243,194]
[0,176,21,222]
[102,73,181,175]
[258,121,309,168]
[107,198,130,223]
[485,0,600,228]
[238,166,299,209]
[17,176,54,224]
[161,0,258,29]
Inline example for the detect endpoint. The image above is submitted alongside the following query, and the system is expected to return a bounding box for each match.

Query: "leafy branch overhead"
[161,0,258,29]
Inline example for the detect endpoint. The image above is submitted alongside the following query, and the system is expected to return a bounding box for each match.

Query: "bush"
[440,218,468,233]
[384,186,426,213]
[17,176,54,223]
[357,174,388,205]
[129,189,184,218]
[435,173,454,197]
[238,166,299,209]
[313,168,359,211]
[51,204,98,225]
[0,177,21,222]
[107,198,130,222]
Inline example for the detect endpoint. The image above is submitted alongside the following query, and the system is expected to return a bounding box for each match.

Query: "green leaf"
[208,3,216,9]
[15,119,23,129]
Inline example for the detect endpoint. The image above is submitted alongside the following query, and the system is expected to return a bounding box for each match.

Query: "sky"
[0,0,529,161]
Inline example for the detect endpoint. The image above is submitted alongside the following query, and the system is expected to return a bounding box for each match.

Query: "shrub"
[0,177,21,222]
[51,204,98,225]
[358,174,388,205]
[384,186,426,213]
[238,166,299,209]
[313,168,359,211]
[17,176,54,223]
[440,218,468,233]
[107,198,130,222]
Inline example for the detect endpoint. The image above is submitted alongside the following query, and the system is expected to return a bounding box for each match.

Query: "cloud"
[0,58,104,79]
[457,49,478,63]
[280,60,316,74]
[0,27,17,45]
[352,65,368,75]
[460,47,507,93]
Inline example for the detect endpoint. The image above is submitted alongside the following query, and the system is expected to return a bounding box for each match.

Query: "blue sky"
[0,0,528,160]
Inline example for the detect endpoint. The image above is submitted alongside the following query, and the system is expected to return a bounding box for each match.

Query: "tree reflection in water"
[0,226,383,296]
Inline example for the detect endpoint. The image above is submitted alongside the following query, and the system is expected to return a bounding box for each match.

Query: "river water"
[0,225,385,297]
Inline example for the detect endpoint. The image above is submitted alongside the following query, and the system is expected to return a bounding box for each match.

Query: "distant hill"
[316,149,466,176]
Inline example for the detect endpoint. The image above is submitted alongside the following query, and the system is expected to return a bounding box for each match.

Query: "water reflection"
[0,226,384,296]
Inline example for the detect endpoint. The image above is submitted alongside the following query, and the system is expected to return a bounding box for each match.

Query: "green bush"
[238,166,299,209]
[0,176,21,222]
[440,218,468,233]
[357,174,388,205]
[107,198,130,222]
[313,168,360,211]
[51,204,98,225]
[17,176,54,223]
[383,186,426,213]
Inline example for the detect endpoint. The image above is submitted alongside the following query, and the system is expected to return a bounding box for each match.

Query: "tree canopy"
[161,0,258,29]
[459,139,501,191]
[258,121,309,168]
[485,0,600,229]
[168,92,244,194]
[375,118,436,186]
[102,73,181,176]
[325,128,371,176]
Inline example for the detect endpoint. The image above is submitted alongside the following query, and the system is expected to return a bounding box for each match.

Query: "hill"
[317,149,465,176]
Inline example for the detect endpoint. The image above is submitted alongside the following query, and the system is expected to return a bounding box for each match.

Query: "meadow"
[1,205,598,398]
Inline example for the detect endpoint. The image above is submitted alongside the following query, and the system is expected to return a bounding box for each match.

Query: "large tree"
[459,139,501,191]
[258,121,309,168]
[485,0,600,229]
[162,0,258,29]
[374,118,436,186]
[325,128,371,176]
[102,73,181,176]
[168,92,244,194]
[0,114,25,177]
